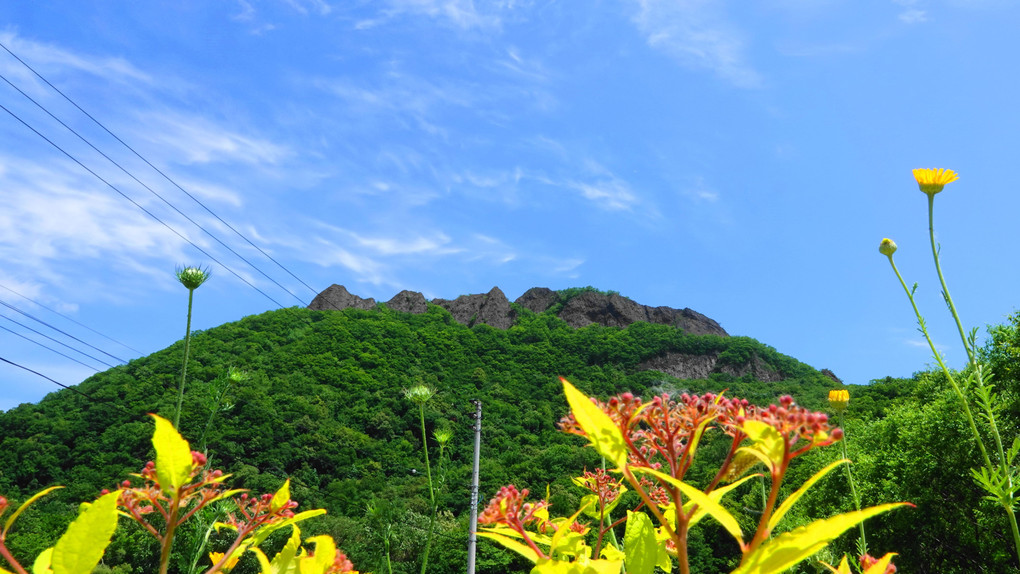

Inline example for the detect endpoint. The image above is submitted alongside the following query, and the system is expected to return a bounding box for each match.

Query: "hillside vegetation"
[1,297,1018,573]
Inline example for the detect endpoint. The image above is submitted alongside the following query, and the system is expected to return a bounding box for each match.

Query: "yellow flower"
[828,389,849,413]
[879,238,897,257]
[912,168,959,196]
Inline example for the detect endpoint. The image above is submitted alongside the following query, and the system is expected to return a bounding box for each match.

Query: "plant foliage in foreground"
[478,378,907,574]
[0,414,359,574]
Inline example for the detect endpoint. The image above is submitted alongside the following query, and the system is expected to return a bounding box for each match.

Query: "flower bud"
[879,238,898,257]
[176,265,211,290]
[828,389,849,413]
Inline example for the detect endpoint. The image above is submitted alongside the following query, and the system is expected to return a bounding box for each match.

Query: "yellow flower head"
[912,168,959,196]
[879,238,897,257]
[828,389,849,413]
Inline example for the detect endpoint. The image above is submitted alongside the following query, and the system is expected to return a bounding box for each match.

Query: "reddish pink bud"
[831,428,844,441]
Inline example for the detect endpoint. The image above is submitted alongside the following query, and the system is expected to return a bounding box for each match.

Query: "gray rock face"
[514,287,559,314]
[638,352,783,382]
[308,284,376,311]
[431,286,516,329]
[308,285,725,336]
[386,290,428,314]
[557,292,728,336]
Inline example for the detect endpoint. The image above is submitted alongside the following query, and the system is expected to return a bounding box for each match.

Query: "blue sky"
[1,0,1018,411]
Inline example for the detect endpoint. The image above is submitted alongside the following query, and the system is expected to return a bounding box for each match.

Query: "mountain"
[0,286,842,573]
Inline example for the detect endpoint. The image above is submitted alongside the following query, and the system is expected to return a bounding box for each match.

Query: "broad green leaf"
[151,414,194,493]
[578,494,602,520]
[733,503,909,574]
[740,420,785,472]
[685,474,758,529]
[623,511,657,574]
[478,531,542,563]
[768,459,848,532]
[599,544,624,562]
[50,489,120,574]
[271,479,291,512]
[532,558,622,574]
[633,466,744,545]
[0,566,16,574]
[32,548,53,574]
[298,536,334,574]
[561,378,628,469]
[4,486,63,535]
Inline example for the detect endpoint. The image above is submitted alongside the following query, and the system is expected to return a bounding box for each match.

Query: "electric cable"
[0,281,143,354]
[0,39,321,299]
[0,101,289,309]
[0,70,308,307]
[0,355,145,418]
[0,299,127,364]
[0,322,102,372]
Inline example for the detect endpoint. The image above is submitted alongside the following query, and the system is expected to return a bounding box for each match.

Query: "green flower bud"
[404,384,436,406]
[176,265,211,290]
[879,238,897,257]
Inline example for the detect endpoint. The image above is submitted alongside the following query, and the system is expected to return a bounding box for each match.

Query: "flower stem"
[838,413,867,556]
[927,194,975,365]
[418,403,436,574]
[174,288,196,430]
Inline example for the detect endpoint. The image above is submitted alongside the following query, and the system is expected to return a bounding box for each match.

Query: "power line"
[0,101,289,309]
[0,322,102,372]
[0,70,308,308]
[0,312,115,368]
[0,299,127,364]
[0,355,144,419]
[0,39,320,300]
[0,282,142,354]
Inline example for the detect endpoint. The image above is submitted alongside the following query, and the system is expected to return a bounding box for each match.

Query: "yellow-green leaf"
[768,459,848,532]
[151,414,194,493]
[249,509,327,547]
[561,378,628,469]
[268,524,303,573]
[4,486,63,535]
[633,466,744,545]
[863,553,897,574]
[478,531,542,563]
[733,503,909,574]
[685,474,758,529]
[740,420,785,472]
[249,548,273,574]
[298,536,335,574]
[271,479,291,512]
[31,548,53,574]
[623,511,658,574]
[50,489,120,574]
[821,555,852,574]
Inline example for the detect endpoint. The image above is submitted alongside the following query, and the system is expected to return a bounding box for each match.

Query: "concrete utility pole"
[466,399,482,574]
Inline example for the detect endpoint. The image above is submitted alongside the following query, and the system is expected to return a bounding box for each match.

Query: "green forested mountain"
[1,296,1018,573]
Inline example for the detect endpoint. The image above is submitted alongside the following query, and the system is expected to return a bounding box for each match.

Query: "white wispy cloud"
[899,9,928,23]
[128,111,288,166]
[629,0,762,89]
[0,31,153,87]
[381,0,500,29]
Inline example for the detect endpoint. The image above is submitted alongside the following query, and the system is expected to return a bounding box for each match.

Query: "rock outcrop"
[308,284,376,311]
[386,290,428,314]
[430,287,516,329]
[308,285,726,336]
[638,352,783,382]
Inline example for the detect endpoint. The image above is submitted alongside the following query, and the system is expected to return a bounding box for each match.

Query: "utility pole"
[466,399,482,574]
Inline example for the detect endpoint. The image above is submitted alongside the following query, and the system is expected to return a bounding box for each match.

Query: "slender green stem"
[925,196,1020,561]
[838,413,867,556]
[886,255,992,469]
[928,195,976,365]
[174,289,196,429]
[418,403,436,574]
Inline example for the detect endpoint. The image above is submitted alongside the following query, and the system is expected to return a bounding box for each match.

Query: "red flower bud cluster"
[117,456,229,541]
[861,553,897,574]
[576,468,622,507]
[223,492,299,533]
[741,395,843,458]
[478,485,548,530]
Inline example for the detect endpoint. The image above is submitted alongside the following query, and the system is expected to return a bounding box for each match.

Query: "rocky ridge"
[307,285,763,380]
[309,285,727,336]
